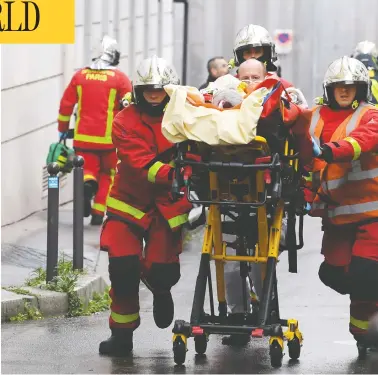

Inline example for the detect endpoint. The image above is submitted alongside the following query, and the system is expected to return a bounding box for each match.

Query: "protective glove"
[304,202,312,213]
[59,132,68,140]
[283,87,309,108]
[317,144,333,163]
[312,137,322,157]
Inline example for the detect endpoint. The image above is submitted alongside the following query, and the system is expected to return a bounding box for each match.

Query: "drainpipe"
[144,0,149,58]
[84,0,92,65]
[157,0,163,56]
[102,0,109,37]
[113,0,120,42]
[129,0,136,75]
[173,0,189,85]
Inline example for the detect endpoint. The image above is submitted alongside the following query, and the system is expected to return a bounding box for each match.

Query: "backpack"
[46,137,75,174]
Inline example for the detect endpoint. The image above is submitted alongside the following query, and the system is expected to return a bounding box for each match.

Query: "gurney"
[163,80,306,368]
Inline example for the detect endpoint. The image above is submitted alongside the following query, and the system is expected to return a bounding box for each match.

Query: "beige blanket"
[162,84,270,146]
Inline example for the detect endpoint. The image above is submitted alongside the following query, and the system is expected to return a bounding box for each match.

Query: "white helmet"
[132,55,180,115]
[133,55,180,88]
[352,40,378,72]
[323,56,371,104]
[353,40,378,59]
[233,24,277,70]
[92,35,120,66]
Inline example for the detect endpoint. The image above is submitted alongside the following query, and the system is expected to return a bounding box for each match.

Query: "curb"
[1,274,109,322]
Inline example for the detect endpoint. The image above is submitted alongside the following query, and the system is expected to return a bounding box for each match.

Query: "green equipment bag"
[46,137,75,174]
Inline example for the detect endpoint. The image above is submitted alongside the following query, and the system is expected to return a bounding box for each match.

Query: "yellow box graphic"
[0,0,75,44]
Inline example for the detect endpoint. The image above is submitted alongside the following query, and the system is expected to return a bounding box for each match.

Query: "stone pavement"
[1,202,109,322]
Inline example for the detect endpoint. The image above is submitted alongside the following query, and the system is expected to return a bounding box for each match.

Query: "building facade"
[1,0,377,225]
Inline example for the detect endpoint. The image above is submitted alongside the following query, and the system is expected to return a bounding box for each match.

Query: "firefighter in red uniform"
[223,23,312,346]
[57,35,132,225]
[307,56,378,357]
[99,56,192,356]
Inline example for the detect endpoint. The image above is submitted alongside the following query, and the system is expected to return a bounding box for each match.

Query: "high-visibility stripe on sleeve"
[344,137,362,161]
[148,161,165,183]
[168,213,189,229]
[111,311,139,324]
[350,316,369,330]
[58,114,71,122]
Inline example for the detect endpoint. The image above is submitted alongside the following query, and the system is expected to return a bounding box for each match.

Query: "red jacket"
[309,104,378,224]
[319,106,378,160]
[106,105,192,231]
[58,67,132,150]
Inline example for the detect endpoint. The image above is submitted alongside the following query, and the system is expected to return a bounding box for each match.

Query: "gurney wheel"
[287,337,301,360]
[173,335,187,365]
[194,335,208,355]
[269,340,283,368]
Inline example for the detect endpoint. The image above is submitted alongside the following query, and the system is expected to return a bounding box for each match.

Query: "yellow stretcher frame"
[171,136,304,369]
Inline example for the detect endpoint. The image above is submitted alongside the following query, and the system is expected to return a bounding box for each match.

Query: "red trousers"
[100,212,183,330]
[319,220,378,342]
[76,149,117,216]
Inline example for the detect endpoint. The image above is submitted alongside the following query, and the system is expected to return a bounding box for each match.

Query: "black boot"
[99,328,133,356]
[153,291,174,329]
[84,182,94,218]
[91,213,104,226]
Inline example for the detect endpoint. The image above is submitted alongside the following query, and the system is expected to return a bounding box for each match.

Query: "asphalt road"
[2,217,378,374]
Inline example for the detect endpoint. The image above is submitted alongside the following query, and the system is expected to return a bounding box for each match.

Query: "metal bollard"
[73,155,85,271]
[46,162,60,283]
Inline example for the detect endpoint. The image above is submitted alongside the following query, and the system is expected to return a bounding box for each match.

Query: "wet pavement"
[1,202,106,287]
[2,216,378,374]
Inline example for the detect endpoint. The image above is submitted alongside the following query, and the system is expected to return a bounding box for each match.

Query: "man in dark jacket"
[199,56,229,90]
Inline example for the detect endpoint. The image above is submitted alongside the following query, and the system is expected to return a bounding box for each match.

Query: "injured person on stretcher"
[162,58,313,345]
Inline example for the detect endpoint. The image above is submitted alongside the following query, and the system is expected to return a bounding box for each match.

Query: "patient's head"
[238,59,267,92]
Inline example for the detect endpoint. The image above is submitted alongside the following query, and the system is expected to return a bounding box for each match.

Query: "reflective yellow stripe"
[148,161,165,183]
[92,203,106,213]
[344,137,361,161]
[372,79,378,103]
[84,174,96,182]
[350,316,369,330]
[111,311,139,324]
[304,172,312,182]
[168,213,188,229]
[58,114,71,122]
[169,160,175,167]
[106,197,145,219]
[108,169,116,195]
[74,87,116,145]
[74,85,82,134]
